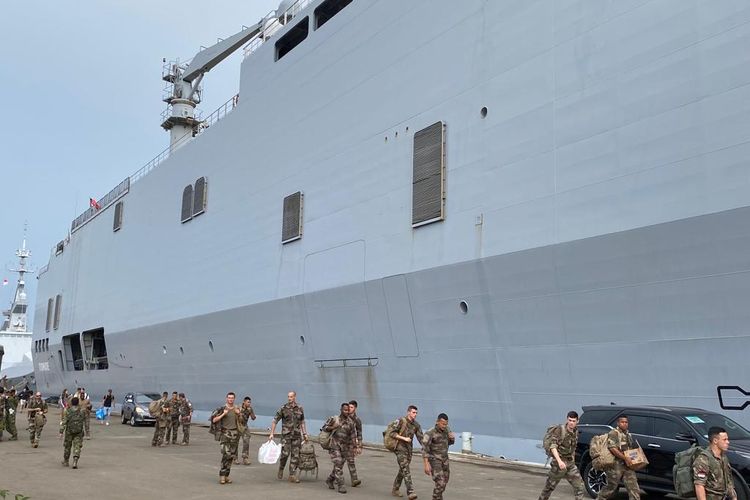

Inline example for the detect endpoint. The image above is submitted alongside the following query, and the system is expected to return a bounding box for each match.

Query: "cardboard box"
[624,447,649,470]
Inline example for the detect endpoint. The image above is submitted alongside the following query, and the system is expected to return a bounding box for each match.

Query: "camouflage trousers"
[28,419,45,445]
[181,422,190,444]
[597,461,641,500]
[167,418,180,443]
[151,421,168,446]
[393,447,415,494]
[238,427,252,459]
[219,429,240,477]
[4,414,17,439]
[538,460,584,500]
[346,445,359,481]
[279,433,303,476]
[63,431,84,461]
[428,458,451,500]
[83,413,90,437]
[327,444,350,487]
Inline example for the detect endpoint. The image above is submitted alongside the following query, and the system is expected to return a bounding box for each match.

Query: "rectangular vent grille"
[113,201,123,232]
[193,177,207,217]
[181,185,194,223]
[46,298,53,332]
[412,121,446,227]
[282,191,304,244]
[53,294,62,330]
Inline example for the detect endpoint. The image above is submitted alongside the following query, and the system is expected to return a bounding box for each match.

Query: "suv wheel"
[583,461,608,499]
[735,476,748,500]
[130,415,137,427]
[121,411,127,424]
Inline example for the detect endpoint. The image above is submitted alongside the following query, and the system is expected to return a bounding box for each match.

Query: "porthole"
[162,346,167,355]
[480,107,488,118]
[209,340,214,352]
[384,136,388,143]
[299,335,306,345]
[459,300,469,314]
[395,131,399,138]
[179,346,184,355]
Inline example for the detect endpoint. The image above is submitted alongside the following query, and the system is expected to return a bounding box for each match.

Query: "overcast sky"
[0,0,280,327]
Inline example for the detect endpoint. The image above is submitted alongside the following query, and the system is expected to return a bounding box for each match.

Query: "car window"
[621,415,652,436]
[683,414,750,440]
[653,417,687,439]
[135,394,157,404]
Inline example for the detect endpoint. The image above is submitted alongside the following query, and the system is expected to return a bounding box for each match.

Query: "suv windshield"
[682,413,750,440]
[135,394,159,404]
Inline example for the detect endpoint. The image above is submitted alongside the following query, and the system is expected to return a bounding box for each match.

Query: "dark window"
[314,0,353,29]
[58,350,64,371]
[193,177,207,217]
[55,241,64,255]
[181,184,194,223]
[276,17,309,61]
[282,191,304,244]
[53,294,62,330]
[35,340,39,352]
[113,201,124,232]
[618,415,652,436]
[13,304,27,314]
[412,121,446,227]
[653,417,686,439]
[46,298,53,332]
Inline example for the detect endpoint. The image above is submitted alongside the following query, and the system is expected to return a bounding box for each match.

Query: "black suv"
[576,405,750,499]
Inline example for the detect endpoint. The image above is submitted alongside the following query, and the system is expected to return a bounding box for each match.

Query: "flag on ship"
[2,278,7,286]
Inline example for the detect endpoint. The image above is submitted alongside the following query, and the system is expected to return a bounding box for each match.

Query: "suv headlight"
[135,407,145,415]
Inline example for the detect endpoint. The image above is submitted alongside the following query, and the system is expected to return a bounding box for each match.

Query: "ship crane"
[160,19,265,152]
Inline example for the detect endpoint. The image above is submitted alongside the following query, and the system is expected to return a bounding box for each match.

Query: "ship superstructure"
[32,0,750,462]
[1,234,34,377]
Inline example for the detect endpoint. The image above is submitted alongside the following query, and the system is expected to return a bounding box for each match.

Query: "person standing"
[151,392,170,447]
[269,391,308,483]
[347,400,363,487]
[100,389,114,426]
[538,411,584,500]
[3,388,19,441]
[26,391,48,448]
[596,415,641,500]
[0,388,6,441]
[422,413,455,500]
[79,388,92,439]
[211,392,241,485]
[178,393,193,445]
[693,426,738,500]
[59,389,70,410]
[390,405,424,499]
[235,396,256,465]
[323,402,357,494]
[166,391,180,444]
[59,396,86,469]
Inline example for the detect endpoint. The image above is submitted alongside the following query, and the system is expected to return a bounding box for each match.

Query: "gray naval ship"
[31,0,750,462]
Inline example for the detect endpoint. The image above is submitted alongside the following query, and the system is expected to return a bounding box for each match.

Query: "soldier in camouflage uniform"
[390,405,424,500]
[323,403,357,493]
[234,396,256,465]
[347,400,363,487]
[178,392,193,445]
[79,388,92,439]
[269,391,308,483]
[211,392,241,484]
[422,413,455,500]
[539,411,585,500]
[166,391,180,444]
[59,396,85,469]
[693,426,738,500]
[26,391,48,448]
[596,415,641,500]
[3,388,19,441]
[151,392,170,447]
[0,388,6,441]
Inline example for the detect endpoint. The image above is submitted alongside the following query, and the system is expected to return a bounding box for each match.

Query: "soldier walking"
[3,388,19,440]
[347,400,363,487]
[211,391,242,485]
[538,411,585,500]
[390,405,424,499]
[59,396,85,469]
[323,402,357,494]
[151,392,170,447]
[693,426,738,500]
[269,391,308,483]
[596,415,641,500]
[0,388,6,441]
[422,413,455,500]
[79,388,92,439]
[26,391,48,448]
[166,391,180,444]
[235,396,256,465]
[178,392,193,445]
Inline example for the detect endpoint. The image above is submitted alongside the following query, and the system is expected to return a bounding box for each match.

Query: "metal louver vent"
[282,191,304,244]
[53,294,62,330]
[46,298,53,332]
[113,201,124,232]
[193,177,207,217]
[181,185,194,223]
[412,121,446,227]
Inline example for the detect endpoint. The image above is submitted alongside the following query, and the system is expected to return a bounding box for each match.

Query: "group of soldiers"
[538,411,739,500]
[150,391,194,447]
[210,390,453,500]
[0,387,51,447]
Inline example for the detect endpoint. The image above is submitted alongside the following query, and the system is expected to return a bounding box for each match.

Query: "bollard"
[461,431,473,453]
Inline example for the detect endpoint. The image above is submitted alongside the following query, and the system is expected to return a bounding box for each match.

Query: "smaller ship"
[0,234,34,379]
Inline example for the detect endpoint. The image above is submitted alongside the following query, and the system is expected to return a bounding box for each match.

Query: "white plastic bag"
[258,440,282,464]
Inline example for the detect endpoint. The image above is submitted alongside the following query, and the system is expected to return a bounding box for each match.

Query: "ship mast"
[2,228,35,333]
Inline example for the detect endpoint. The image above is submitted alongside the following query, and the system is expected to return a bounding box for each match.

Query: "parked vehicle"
[575,405,750,499]
[120,392,159,426]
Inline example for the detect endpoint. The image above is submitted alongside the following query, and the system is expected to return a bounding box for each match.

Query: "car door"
[123,393,134,418]
[615,413,654,476]
[645,416,695,488]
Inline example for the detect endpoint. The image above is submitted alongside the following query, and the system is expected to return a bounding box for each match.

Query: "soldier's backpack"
[589,433,616,470]
[66,408,85,434]
[319,416,340,450]
[383,418,408,452]
[208,407,223,441]
[542,424,566,457]
[298,440,319,478]
[673,444,703,498]
[148,400,161,417]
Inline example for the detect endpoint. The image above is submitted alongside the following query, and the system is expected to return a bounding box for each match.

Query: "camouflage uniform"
[151,397,170,446]
[422,425,455,500]
[236,403,256,463]
[347,412,363,485]
[166,396,180,444]
[390,417,424,497]
[323,414,356,492]
[3,394,19,440]
[596,428,641,500]
[79,395,92,438]
[0,392,6,440]
[179,398,193,445]
[217,406,241,479]
[26,397,48,447]
[59,406,85,467]
[274,402,305,478]
[693,447,736,500]
[539,425,584,500]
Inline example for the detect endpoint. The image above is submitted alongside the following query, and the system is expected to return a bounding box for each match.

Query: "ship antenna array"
[2,224,35,333]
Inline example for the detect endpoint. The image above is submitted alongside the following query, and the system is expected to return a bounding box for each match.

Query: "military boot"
[61,460,69,467]
[407,493,417,500]
[338,485,347,494]
[243,458,251,465]
[289,475,300,483]
[219,476,226,485]
[326,477,335,490]
[72,457,79,469]
[391,489,403,498]
[277,468,284,480]
[225,476,232,484]
[351,477,362,487]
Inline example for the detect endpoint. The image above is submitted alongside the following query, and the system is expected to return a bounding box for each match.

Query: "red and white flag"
[90,197,101,210]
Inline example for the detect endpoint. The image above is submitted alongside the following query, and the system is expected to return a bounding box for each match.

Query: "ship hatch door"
[383,275,419,357]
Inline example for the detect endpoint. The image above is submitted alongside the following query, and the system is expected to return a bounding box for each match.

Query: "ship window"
[63,333,83,371]
[113,201,124,232]
[46,298,53,332]
[82,328,109,370]
[58,350,64,371]
[282,191,304,244]
[53,294,62,330]
[314,0,353,29]
[35,340,39,352]
[275,17,309,61]
[412,121,446,227]
[55,240,64,255]
[181,184,194,223]
[193,176,207,217]
[12,304,27,314]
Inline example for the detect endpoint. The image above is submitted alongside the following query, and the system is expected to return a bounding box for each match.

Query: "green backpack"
[383,418,407,452]
[590,433,616,470]
[673,445,702,498]
[66,408,85,434]
[542,424,565,457]
[319,416,339,450]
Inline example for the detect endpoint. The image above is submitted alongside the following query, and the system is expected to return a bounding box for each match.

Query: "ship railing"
[243,0,313,58]
[85,356,109,370]
[70,178,130,234]
[314,357,379,368]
